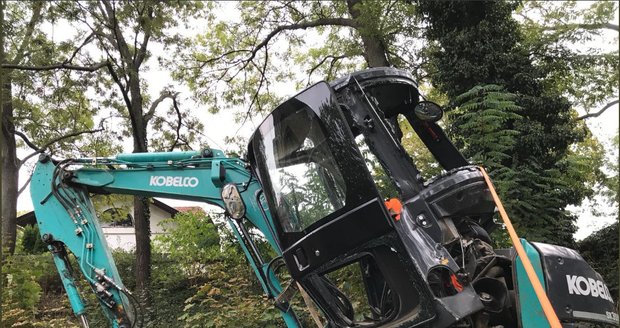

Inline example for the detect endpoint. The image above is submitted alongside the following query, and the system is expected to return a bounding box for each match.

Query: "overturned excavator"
[31,67,618,327]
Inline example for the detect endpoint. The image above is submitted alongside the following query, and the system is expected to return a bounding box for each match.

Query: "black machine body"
[247,68,618,327]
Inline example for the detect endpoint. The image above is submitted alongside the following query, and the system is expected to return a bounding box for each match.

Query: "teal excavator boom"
[30,149,300,327]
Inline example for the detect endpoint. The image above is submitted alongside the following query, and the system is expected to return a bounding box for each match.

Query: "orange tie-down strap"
[478,166,562,328]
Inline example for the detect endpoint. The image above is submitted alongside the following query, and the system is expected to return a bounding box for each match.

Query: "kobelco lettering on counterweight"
[149,176,199,188]
[566,275,614,302]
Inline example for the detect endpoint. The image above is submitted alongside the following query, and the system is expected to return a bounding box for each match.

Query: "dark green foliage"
[3,255,43,312]
[175,250,285,328]
[98,250,194,328]
[451,85,522,170]
[20,224,48,254]
[418,0,595,246]
[3,211,296,327]
[577,222,619,302]
[155,211,225,274]
[418,1,528,99]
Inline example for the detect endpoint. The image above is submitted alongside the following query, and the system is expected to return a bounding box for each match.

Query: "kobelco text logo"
[566,275,614,302]
[149,176,199,188]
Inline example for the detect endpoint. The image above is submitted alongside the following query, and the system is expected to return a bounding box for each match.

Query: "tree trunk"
[347,0,401,138]
[346,0,390,68]
[128,71,152,307]
[133,195,150,300]
[1,78,18,255]
[0,0,19,257]
[101,0,154,307]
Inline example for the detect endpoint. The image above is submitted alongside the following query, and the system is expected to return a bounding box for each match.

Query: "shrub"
[2,254,58,326]
[577,222,619,302]
[20,225,48,255]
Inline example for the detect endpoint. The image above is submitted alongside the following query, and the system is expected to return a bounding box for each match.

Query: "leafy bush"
[6,211,319,327]
[154,211,295,327]
[1,253,64,327]
[110,249,193,327]
[4,255,46,310]
[178,252,284,328]
[577,222,619,302]
[155,211,226,280]
[20,224,48,254]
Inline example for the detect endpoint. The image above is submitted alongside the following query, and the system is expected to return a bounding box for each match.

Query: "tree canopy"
[417,0,611,246]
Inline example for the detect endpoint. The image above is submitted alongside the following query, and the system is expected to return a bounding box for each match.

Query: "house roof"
[16,211,36,227]
[17,199,180,228]
[152,199,179,215]
[174,206,206,214]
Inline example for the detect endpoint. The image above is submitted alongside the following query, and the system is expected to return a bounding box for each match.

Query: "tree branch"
[143,91,179,122]
[203,17,359,75]
[542,22,619,33]
[577,99,619,120]
[102,0,133,69]
[307,54,348,84]
[135,6,153,67]
[327,54,346,80]
[1,61,109,72]
[16,127,105,165]
[248,18,358,62]
[167,96,183,152]
[17,175,32,197]
[66,31,96,64]
[106,61,133,111]
[194,49,252,66]
[236,48,269,132]
[131,3,142,65]
[209,17,359,101]
[10,1,44,66]
[602,23,618,32]
[12,130,41,153]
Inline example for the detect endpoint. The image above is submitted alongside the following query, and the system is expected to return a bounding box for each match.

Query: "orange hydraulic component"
[450,273,464,292]
[384,198,402,221]
[478,167,562,328]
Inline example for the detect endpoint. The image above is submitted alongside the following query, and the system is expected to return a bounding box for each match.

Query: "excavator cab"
[247,69,485,327]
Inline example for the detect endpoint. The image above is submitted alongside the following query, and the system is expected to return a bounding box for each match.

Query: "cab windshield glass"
[254,99,347,233]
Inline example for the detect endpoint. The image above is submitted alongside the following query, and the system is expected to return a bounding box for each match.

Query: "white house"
[99,199,179,251]
[17,199,204,251]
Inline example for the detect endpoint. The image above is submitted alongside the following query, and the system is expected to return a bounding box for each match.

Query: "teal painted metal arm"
[30,150,301,328]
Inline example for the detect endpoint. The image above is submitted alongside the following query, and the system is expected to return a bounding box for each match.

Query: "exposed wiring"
[239,168,254,192]
[48,154,252,328]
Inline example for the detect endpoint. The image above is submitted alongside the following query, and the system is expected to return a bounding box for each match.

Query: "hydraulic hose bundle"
[49,159,142,328]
